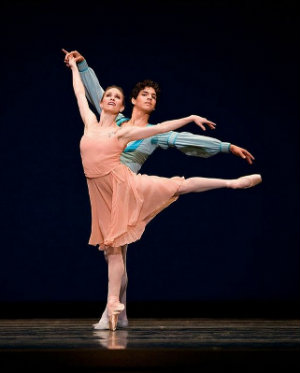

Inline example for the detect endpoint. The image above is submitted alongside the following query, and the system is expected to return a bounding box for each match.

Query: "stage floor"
[1,318,299,372]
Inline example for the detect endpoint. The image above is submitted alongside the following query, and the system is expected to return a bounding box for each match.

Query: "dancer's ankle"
[107,296,124,312]
[107,295,120,306]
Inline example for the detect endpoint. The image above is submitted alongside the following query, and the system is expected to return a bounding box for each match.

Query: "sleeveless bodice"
[80,129,124,178]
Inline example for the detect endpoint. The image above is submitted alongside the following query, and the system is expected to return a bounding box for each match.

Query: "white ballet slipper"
[232,174,262,189]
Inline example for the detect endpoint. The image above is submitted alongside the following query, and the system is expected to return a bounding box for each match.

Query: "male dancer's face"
[132,87,157,114]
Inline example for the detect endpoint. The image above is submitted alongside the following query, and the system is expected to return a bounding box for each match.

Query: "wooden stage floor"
[0,318,299,372]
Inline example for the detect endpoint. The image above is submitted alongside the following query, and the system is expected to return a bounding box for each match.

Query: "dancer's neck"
[128,108,150,127]
[99,112,118,128]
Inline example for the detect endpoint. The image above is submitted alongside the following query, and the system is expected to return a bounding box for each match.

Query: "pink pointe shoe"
[235,174,262,189]
[107,296,125,331]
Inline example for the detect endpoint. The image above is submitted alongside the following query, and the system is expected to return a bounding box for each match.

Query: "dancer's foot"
[93,298,128,330]
[93,315,128,330]
[107,296,125,331]
[229,174,262,189]
[93,299,128,330]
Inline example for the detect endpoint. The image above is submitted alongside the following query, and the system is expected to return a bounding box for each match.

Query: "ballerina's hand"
[192,115,216,131]
[62,48,85,67]
[66,55,76,68]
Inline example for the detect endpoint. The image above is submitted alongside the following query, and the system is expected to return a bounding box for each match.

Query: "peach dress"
[80,128,184,250]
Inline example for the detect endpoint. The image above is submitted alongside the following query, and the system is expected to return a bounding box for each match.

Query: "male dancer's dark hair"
[130,79,161,102]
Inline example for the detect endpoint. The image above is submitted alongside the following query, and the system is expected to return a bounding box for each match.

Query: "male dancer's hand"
[229,144,255,164]
[62,48,84,67]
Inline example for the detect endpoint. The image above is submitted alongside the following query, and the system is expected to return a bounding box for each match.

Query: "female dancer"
[68,55,261,331]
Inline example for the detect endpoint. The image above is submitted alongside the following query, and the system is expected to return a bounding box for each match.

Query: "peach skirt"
[86,163,184,249]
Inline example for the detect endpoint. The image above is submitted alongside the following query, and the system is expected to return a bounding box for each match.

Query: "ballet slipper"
[232,174,262,189]
[93,317,128,330]
[107,296,125,331]
[92,303,128,330]
[240,174,262,188]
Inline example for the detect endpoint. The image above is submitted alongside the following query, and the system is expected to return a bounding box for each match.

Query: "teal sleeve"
[153,131,231,158]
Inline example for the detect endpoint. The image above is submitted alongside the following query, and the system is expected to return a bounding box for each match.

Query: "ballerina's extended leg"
[176,174,262,195]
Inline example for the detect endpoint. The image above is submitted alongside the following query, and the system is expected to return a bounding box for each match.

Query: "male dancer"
[63,49,255,329]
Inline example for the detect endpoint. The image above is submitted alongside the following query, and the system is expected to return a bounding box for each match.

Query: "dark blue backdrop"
[0,0,299,310]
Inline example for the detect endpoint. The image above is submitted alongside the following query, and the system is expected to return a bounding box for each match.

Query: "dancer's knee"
[105,246,123,256]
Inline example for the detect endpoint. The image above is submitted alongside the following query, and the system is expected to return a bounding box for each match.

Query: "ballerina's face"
[100,87,125,114]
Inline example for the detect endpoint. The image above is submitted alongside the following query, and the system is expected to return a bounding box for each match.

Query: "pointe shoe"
[107,299,125,331]
[237,174,262,189]
[93,317,128,330]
